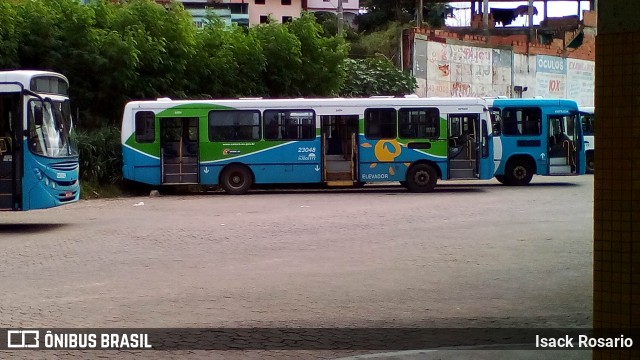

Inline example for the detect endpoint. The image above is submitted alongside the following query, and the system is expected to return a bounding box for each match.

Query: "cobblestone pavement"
[0,176,594,358]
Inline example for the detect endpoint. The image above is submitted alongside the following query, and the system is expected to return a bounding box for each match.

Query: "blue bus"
[487,98,585,185]
[0,71,80,210]
[121,97,495,194]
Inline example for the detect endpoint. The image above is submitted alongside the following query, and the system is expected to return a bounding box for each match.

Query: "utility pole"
[416,0,423,27]
[337,0,344,36]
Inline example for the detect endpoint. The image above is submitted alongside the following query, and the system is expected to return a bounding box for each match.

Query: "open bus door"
[547,114,578,175]
[160,117,199,184]
[447,114,480,179]
[0,83,23,210]
[321,115,359,186]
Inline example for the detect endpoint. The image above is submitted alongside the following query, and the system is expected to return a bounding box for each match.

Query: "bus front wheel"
[220,165,253,195]
[495,175,508,185]
[504,160,533,186]
[406,164,438,193]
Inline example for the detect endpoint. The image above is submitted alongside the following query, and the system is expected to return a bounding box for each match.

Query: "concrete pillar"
[594,1,640,359]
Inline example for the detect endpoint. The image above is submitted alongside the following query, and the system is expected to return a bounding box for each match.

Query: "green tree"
[286,12,349,96]
[0,1,19,68]
[188,16,266,98]
[349,21,404,64]
[252,19,303,97]
[340,57,416,97]
[98,0,196,100]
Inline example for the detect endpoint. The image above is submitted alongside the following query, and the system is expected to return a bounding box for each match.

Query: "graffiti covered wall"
[413,35,595,106]
[567,58,595,106]
[535,55,567,98]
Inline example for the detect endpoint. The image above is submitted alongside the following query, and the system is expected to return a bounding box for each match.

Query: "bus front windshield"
[28,99,78,158]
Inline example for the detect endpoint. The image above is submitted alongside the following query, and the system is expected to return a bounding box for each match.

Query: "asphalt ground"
[0,175,594,359]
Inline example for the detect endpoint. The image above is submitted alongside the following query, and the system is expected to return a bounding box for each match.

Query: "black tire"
[504,159,533,186]
[495,175,509,185]
[586,152,594,174]
[220,165,253,195]
[405,163,438,193]
[353,181,366,188]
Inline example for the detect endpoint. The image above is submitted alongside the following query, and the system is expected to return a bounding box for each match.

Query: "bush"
[74,125,122,185]
[340,57,416,97]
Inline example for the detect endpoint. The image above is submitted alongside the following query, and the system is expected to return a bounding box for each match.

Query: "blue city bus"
[0,71,80,210]
[121,97,494,194]
[487,98,585,185]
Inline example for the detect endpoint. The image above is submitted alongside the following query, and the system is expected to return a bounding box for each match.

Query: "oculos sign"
[537,55,566,74]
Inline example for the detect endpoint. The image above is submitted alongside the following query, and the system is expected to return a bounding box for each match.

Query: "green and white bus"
[121,97,494,194]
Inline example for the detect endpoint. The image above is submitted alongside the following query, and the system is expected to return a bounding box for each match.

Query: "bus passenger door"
[447,114,480,179]
[0,88,22,210]
[547,115,577,175]
[321,115,359,186]
[160,117,199,184]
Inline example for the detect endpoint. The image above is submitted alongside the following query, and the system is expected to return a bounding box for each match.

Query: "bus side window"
[135,111,156,143]
[490,109,502,135]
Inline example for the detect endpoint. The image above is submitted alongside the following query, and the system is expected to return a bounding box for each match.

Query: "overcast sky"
[445,1,592,27]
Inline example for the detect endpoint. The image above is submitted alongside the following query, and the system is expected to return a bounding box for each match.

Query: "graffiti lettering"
[451,82,472,97]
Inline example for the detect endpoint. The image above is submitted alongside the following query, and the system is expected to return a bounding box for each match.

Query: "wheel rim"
[414,170,431,186]
[513,166,527,180]
[229,172,244,189]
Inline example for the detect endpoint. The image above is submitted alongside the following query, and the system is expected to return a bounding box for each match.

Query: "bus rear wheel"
[504,160,533,186]
[220,165,253,195]
[586,152,594,174]
[406,164,437,193]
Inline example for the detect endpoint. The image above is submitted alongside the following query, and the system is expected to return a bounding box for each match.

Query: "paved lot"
[0,175,593,358]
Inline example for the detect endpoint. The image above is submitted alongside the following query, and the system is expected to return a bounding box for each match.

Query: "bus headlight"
[33,168,43,180]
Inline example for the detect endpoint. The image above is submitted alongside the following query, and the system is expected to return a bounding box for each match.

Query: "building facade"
[304,0,360,27]
[250,0,303,25]
[168,0,359,27]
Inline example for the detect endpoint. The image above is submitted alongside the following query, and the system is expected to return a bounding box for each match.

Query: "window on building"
[501,107,542,136]
[260,15,269,24]
[255,0,265,5]
[264,110,315,141]
[281,0,292,5]
[398,108,440,139]
[208,110,261,141]
[365,108,397,139]
[135,111,155,143]
[282,16,292,23]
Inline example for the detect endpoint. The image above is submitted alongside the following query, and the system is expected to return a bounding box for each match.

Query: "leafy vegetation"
[341,57,416,97]
[0,0,431,194]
